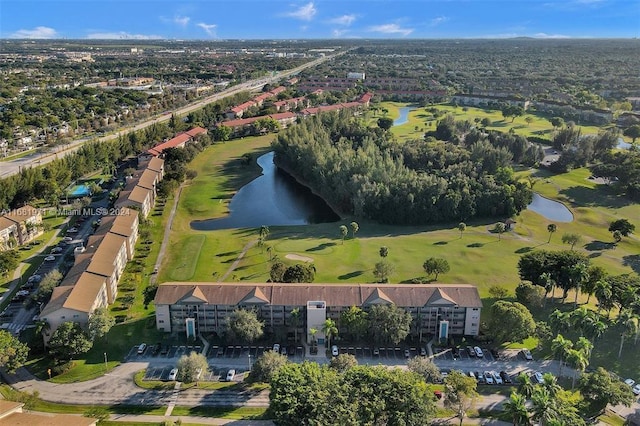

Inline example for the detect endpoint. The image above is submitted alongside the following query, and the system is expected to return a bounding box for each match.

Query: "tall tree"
[225,309,264,343]
[616,309,639,358]
[251,350,289,383]
[422,257,450,280]
[48,322,93,361]
[443,370,479,426]
[373,260,394,283]
[339,225,348,244]
[495,222,506,240]
[609,218,635,236]
[488,301,536,344]
[289,308,301,343]
[623,124,640,143]
[407,356,441,383]
[561,233,582,250]
[367,304,412,345]
[457,222,466,239]
[176,352,209,384]
[87,307,115,341]
[503,392,529,426]
[579,367,634,415]
[339,306,368,340]
[547,223,557,243]
[329,354,358,373]
[0,330,28,373]
[349,221,359,238]
[516,373,535,399]
[321,318,338,350]
[551,334,573,377]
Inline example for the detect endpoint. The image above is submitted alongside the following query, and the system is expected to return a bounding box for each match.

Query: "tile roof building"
[0,204,43,247]
[155,283,482,343]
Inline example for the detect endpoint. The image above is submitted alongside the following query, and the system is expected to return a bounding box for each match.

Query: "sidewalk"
[109,414,274,425]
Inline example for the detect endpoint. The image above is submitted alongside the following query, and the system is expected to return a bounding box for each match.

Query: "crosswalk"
[0,322,25,335]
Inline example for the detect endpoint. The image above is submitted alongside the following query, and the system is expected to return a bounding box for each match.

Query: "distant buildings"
[0,205,43,250]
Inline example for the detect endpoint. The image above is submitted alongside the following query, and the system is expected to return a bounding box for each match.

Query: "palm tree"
[585,319,607,342]
[541,373,562,397]
[594,280,613,317]
[569,307,590,336]
[549,310,571,335]
[503,392,529,426]
[569,262,589,307]
[289,308,301,343]
[617,310,639,358]
[531,386,559,426]
[309,327,318,352]
[551,334,573,378]
[541,272,555,307]
[516,372,535,399]
[339,225,348,244]
[457,222,466,239]
[566,348,588,389]
[547,223,557,243]
[575,336,594,360]
[322,318,338,351]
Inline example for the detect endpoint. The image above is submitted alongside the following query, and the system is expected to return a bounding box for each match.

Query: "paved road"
[0,52,343,178]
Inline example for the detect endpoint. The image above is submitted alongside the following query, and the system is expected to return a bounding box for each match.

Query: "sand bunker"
[285,254,314,262]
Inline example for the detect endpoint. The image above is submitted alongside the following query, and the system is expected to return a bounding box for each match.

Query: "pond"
[190,151,340,230]
[393,107,415,126]
[527,193,574,222]
[617,137,633,150]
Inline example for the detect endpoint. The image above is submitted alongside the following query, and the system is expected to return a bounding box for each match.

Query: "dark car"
[452,347,460,359]
[475,371,485,384]
[491,348,500,359]
[499,371,512,384]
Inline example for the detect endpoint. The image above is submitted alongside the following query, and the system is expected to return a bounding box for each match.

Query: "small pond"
[190,152,340,230]
[527,193,573,222]
[617,137,633,150]
[393,107,415,126]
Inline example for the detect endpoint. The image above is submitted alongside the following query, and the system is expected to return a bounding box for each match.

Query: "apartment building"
[154,283,482,343]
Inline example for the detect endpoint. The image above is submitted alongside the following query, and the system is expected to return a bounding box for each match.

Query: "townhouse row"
[113,156,165,218]
[40,206,139,343]
[154,282,482,343]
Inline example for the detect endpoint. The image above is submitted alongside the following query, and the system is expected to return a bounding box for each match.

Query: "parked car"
[168,368,178,381]
[484,371,494,384]
[373,348,380,356]
[44,255,56,261]
[137,343,147,354]
[51,247,63,254]
[533,372,544,383]
[476,371,485,384]
[226,369,236,382]
[521,349,533,361]
[420,347,427,357]
[452,347,460,359]
[281,346,287,356]
[468,371,476,380]
[467,346,475,357]
[62,236,73,243]
[624,378,636,387]
[27,274,42,284]
[492,371,503,385]
[633,384,640,395]
[404,349,410,359]
[500,371,513,384]
[474,346,484,358]
[273,343,280,353]
[331,345,339,356]
[288,346,295,356]
[66,227,78,234]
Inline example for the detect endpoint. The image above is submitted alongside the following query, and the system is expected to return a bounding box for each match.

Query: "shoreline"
[272,152,347,221]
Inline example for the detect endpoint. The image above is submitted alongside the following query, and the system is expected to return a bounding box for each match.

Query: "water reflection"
[190,152,340,230]
[527,193,573,222]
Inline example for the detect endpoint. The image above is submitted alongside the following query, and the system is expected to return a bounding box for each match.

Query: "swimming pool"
[68,184,91,197]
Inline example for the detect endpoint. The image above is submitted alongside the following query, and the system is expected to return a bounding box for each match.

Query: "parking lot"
[143,365,247,382]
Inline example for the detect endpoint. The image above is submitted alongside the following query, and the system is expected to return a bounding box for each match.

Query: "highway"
[0,52,341,178]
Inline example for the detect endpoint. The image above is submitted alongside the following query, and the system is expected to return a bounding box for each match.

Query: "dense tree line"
[269,362,436,426]
[272,111,533,225]
[590,149,640,200]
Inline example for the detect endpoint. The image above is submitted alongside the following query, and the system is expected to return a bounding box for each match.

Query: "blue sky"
[1,0,639,39]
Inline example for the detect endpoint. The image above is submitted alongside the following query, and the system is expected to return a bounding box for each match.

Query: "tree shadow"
[433,241,448,246]
[622,255,640,274]
[338,270,364,280]
[306,242,336,252]
[584,241,615,251]
[216,250,240,257]
[588,252,602,259]
[515,246,533,254]
[467,242,484,248]
[559,185,634,209]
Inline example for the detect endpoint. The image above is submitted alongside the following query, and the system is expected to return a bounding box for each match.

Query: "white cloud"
[10,26,58,39]
[533,32,571,39]
[197,23,217,37]
[285,2,317,21]
[86,31,163,40]
[329,14,356,26]
[430,16,449,26]
[368,23,414,37]
[174,15,190,27]
[332,29,348,38]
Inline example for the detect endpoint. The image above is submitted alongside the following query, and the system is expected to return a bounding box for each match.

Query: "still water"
[527,193,574,222]
[190,152,340,230]
[394,107,415,126]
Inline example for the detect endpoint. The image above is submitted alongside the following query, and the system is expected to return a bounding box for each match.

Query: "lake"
[190,151,340,230]
[527,193,574,222]
[393,107,415,126]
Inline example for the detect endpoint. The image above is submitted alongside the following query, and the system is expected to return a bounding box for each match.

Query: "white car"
[533,372,544,383]
[168,368,178,381]
[226,369,236,382]
[66,227,78,234]
[51,247,63,254]
[44,255,56,262]
[474,346,484,358]
[633,384,640,396]
[484,371,494,384]
[273,343,280,353]
[331,345,339,356]
[624,378,636,387]
[521,349,533,361]
[27,274,42,283]
[492,371,503,385]
[62,237,73,243]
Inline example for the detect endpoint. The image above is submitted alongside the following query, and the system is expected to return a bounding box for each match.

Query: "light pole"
[104,352,108,371]
[248,353,252,371]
